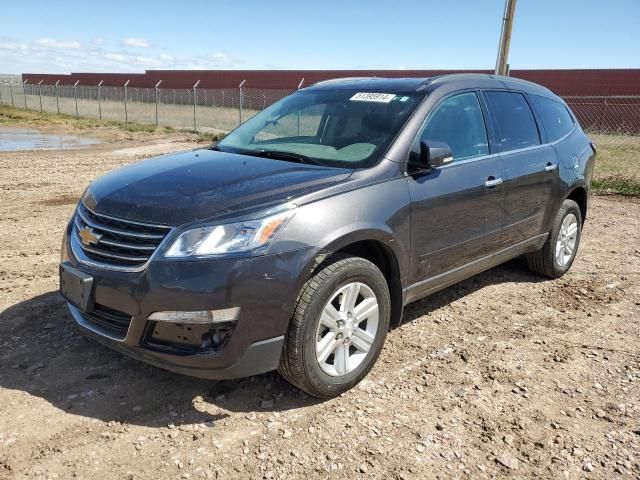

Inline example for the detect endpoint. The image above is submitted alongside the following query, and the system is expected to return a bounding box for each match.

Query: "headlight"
[165,207,295,258]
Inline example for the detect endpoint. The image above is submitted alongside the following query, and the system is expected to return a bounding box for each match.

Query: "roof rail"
[312,77,374,86]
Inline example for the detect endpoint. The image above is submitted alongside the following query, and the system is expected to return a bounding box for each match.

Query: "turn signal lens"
[148,307,240,324]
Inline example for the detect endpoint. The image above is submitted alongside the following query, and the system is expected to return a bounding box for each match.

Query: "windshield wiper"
[253,149,321,165]
[210,145,324,166]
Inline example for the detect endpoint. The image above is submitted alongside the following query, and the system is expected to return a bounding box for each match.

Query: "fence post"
[296,78,305,135]
[0,83,3,105]
[154,80,162,126]
[123,80,130,124]
[192,80,200,132]
[73,80,79,117]
[9,83,14,107]
[55,80,60,114]
[598,97,608,133]
[23,80,28,109]
[38,80,43,112]
[238,80,246,125]
[97,80,103,120]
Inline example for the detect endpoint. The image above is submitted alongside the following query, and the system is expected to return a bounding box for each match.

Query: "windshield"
[216,89,425,168]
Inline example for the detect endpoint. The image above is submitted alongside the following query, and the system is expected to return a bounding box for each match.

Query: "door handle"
[545,162,558,172]
[485,176,503,188]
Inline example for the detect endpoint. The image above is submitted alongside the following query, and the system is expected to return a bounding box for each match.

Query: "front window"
[420,92,489,161]
[216,89,425,168]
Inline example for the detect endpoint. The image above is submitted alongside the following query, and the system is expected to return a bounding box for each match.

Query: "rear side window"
[420,92,489,161]
[529,94,574,142]
[484,91,540,152]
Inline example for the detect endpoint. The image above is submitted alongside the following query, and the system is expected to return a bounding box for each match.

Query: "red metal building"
[21,69,640,96]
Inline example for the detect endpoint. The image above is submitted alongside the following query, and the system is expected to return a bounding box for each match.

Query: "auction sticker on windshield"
[350,92,397,103]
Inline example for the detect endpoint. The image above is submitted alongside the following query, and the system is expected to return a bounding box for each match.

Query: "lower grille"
[72,203,172,270]
[81,304,132,339]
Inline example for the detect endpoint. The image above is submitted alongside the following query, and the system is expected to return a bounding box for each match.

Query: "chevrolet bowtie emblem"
[78,227,101,246]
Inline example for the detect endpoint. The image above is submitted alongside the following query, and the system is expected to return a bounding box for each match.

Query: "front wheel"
[278,255,391,398]
[526,199,583,278]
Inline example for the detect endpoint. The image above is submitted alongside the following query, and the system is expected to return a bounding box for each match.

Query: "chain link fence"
[0,81,295,134]
[563,96,640,190]
[2,81,638,135]
[0,82,638,178]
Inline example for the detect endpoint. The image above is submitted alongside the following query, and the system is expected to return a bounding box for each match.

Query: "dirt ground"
[0,124,639,480]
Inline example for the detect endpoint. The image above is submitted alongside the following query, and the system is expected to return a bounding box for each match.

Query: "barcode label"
[350,92,396,103]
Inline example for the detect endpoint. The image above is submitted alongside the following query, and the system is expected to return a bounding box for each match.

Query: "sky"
[0,0,639,74]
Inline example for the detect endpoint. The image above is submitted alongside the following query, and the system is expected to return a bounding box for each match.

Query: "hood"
[83,149,352,225]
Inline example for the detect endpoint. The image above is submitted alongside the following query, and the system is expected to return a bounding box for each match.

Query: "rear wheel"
[278,255,390,398]
[526,199,582,278]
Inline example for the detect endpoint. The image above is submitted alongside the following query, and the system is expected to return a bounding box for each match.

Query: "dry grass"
[5,92,257,134]
[590,133,640,195]
[0,105,225,142]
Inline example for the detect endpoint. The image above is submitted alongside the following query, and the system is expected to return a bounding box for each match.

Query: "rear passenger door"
[482,90,559,248]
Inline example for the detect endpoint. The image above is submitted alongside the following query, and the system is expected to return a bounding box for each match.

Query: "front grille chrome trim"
[76,206,167,240]
[96,237,157,251]
[74,238,150,263]
[81,204,173,230]
[71,203,174,272]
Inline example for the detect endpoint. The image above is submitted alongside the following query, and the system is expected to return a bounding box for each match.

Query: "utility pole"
[495,0,517,76]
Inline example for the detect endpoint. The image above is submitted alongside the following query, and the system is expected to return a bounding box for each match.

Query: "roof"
[428,73,555,95]
[309,77,431,91]
[308,73,556,97]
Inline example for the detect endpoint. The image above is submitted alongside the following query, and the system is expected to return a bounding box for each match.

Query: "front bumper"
[61,223,315,379]
[68,304,284,379]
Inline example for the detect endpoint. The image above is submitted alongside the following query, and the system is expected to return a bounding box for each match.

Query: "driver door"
[407,91,505,291]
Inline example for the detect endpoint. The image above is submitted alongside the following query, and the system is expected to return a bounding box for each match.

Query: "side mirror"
[410,140,454,171]
[422,140,453,168]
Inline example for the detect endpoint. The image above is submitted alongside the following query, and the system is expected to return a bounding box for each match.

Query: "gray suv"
[60,74,595,398]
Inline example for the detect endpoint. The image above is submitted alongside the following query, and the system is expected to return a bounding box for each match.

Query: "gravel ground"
[0,126,639,479]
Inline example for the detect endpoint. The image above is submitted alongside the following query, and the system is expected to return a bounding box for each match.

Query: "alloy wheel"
[315,282,379,377]
[555,213,578,267]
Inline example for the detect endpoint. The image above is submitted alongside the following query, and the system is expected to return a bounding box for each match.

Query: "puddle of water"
[0,128,100,151]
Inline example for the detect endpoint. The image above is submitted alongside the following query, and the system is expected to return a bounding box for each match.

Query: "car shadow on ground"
[0,258,542,428]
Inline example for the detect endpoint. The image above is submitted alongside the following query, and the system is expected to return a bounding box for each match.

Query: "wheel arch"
[566,186,588,223]
[299,230,406,330]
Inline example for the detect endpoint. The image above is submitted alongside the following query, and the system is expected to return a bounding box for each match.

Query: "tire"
[278,254,391,398]
[526,199,583,279]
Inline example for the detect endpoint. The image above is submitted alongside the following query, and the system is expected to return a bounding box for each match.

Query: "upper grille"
[73,203,172,270]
